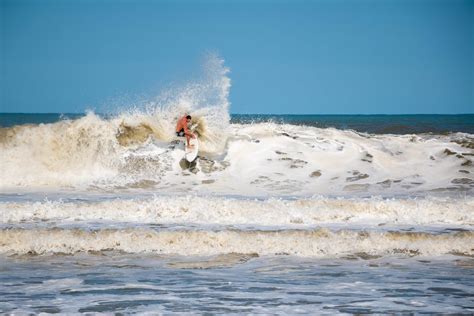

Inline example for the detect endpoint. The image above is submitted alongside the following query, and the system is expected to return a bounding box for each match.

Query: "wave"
[1,119,473,194]
[1,195,473,227]
[1,227,472,257]
[0,57,472,194]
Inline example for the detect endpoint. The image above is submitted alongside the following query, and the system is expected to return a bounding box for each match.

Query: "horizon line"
[1,112,473,116]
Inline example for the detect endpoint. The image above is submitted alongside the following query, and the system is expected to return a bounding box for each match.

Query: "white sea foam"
[217,123,473,196]
[1,227,472,257]
[1,195,473,227]
[1,119,472,195]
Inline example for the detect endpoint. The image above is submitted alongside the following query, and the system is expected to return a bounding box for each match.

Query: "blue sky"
[1,0,473,114]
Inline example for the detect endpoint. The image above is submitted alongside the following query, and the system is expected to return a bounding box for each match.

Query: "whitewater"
[1,56,473,314]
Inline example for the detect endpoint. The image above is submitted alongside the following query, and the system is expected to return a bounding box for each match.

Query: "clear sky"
[1,0,473,114]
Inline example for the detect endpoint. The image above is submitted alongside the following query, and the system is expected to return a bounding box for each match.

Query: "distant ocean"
[2,113,473,134]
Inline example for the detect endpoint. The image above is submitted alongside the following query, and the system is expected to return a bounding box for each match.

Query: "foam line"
[2,196,473,227]
[1,227,472,257]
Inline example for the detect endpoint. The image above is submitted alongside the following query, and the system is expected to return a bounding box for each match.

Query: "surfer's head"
[186,115,192,122]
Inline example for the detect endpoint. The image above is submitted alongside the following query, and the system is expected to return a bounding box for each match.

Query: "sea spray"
[116,53,231,153]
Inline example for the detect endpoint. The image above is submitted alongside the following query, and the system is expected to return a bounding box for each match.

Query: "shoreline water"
[2,253,472,314]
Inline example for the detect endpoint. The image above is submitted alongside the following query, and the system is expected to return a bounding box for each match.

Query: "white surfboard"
[185,134,199,162]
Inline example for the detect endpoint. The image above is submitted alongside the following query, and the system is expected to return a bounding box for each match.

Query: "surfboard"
[185,134,199,162]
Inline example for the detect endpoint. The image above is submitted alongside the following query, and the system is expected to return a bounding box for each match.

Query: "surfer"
[176,114,196,148]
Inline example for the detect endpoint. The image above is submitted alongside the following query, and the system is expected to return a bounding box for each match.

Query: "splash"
[0,54,232,188]
[117,53,231,152]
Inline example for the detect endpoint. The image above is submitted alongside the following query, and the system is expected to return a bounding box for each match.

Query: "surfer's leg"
[185,134,191,148]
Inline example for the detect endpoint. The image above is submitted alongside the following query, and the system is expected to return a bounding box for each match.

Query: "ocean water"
[1,60,473,313]
[3,112,473,134]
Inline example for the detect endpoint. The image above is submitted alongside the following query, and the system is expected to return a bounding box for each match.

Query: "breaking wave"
[1,227,472,257]
[1,195,473,227]
[1,119,473,194]
[0,54,231,189]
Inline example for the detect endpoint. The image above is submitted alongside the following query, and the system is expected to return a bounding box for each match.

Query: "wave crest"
[2,227,472,257]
